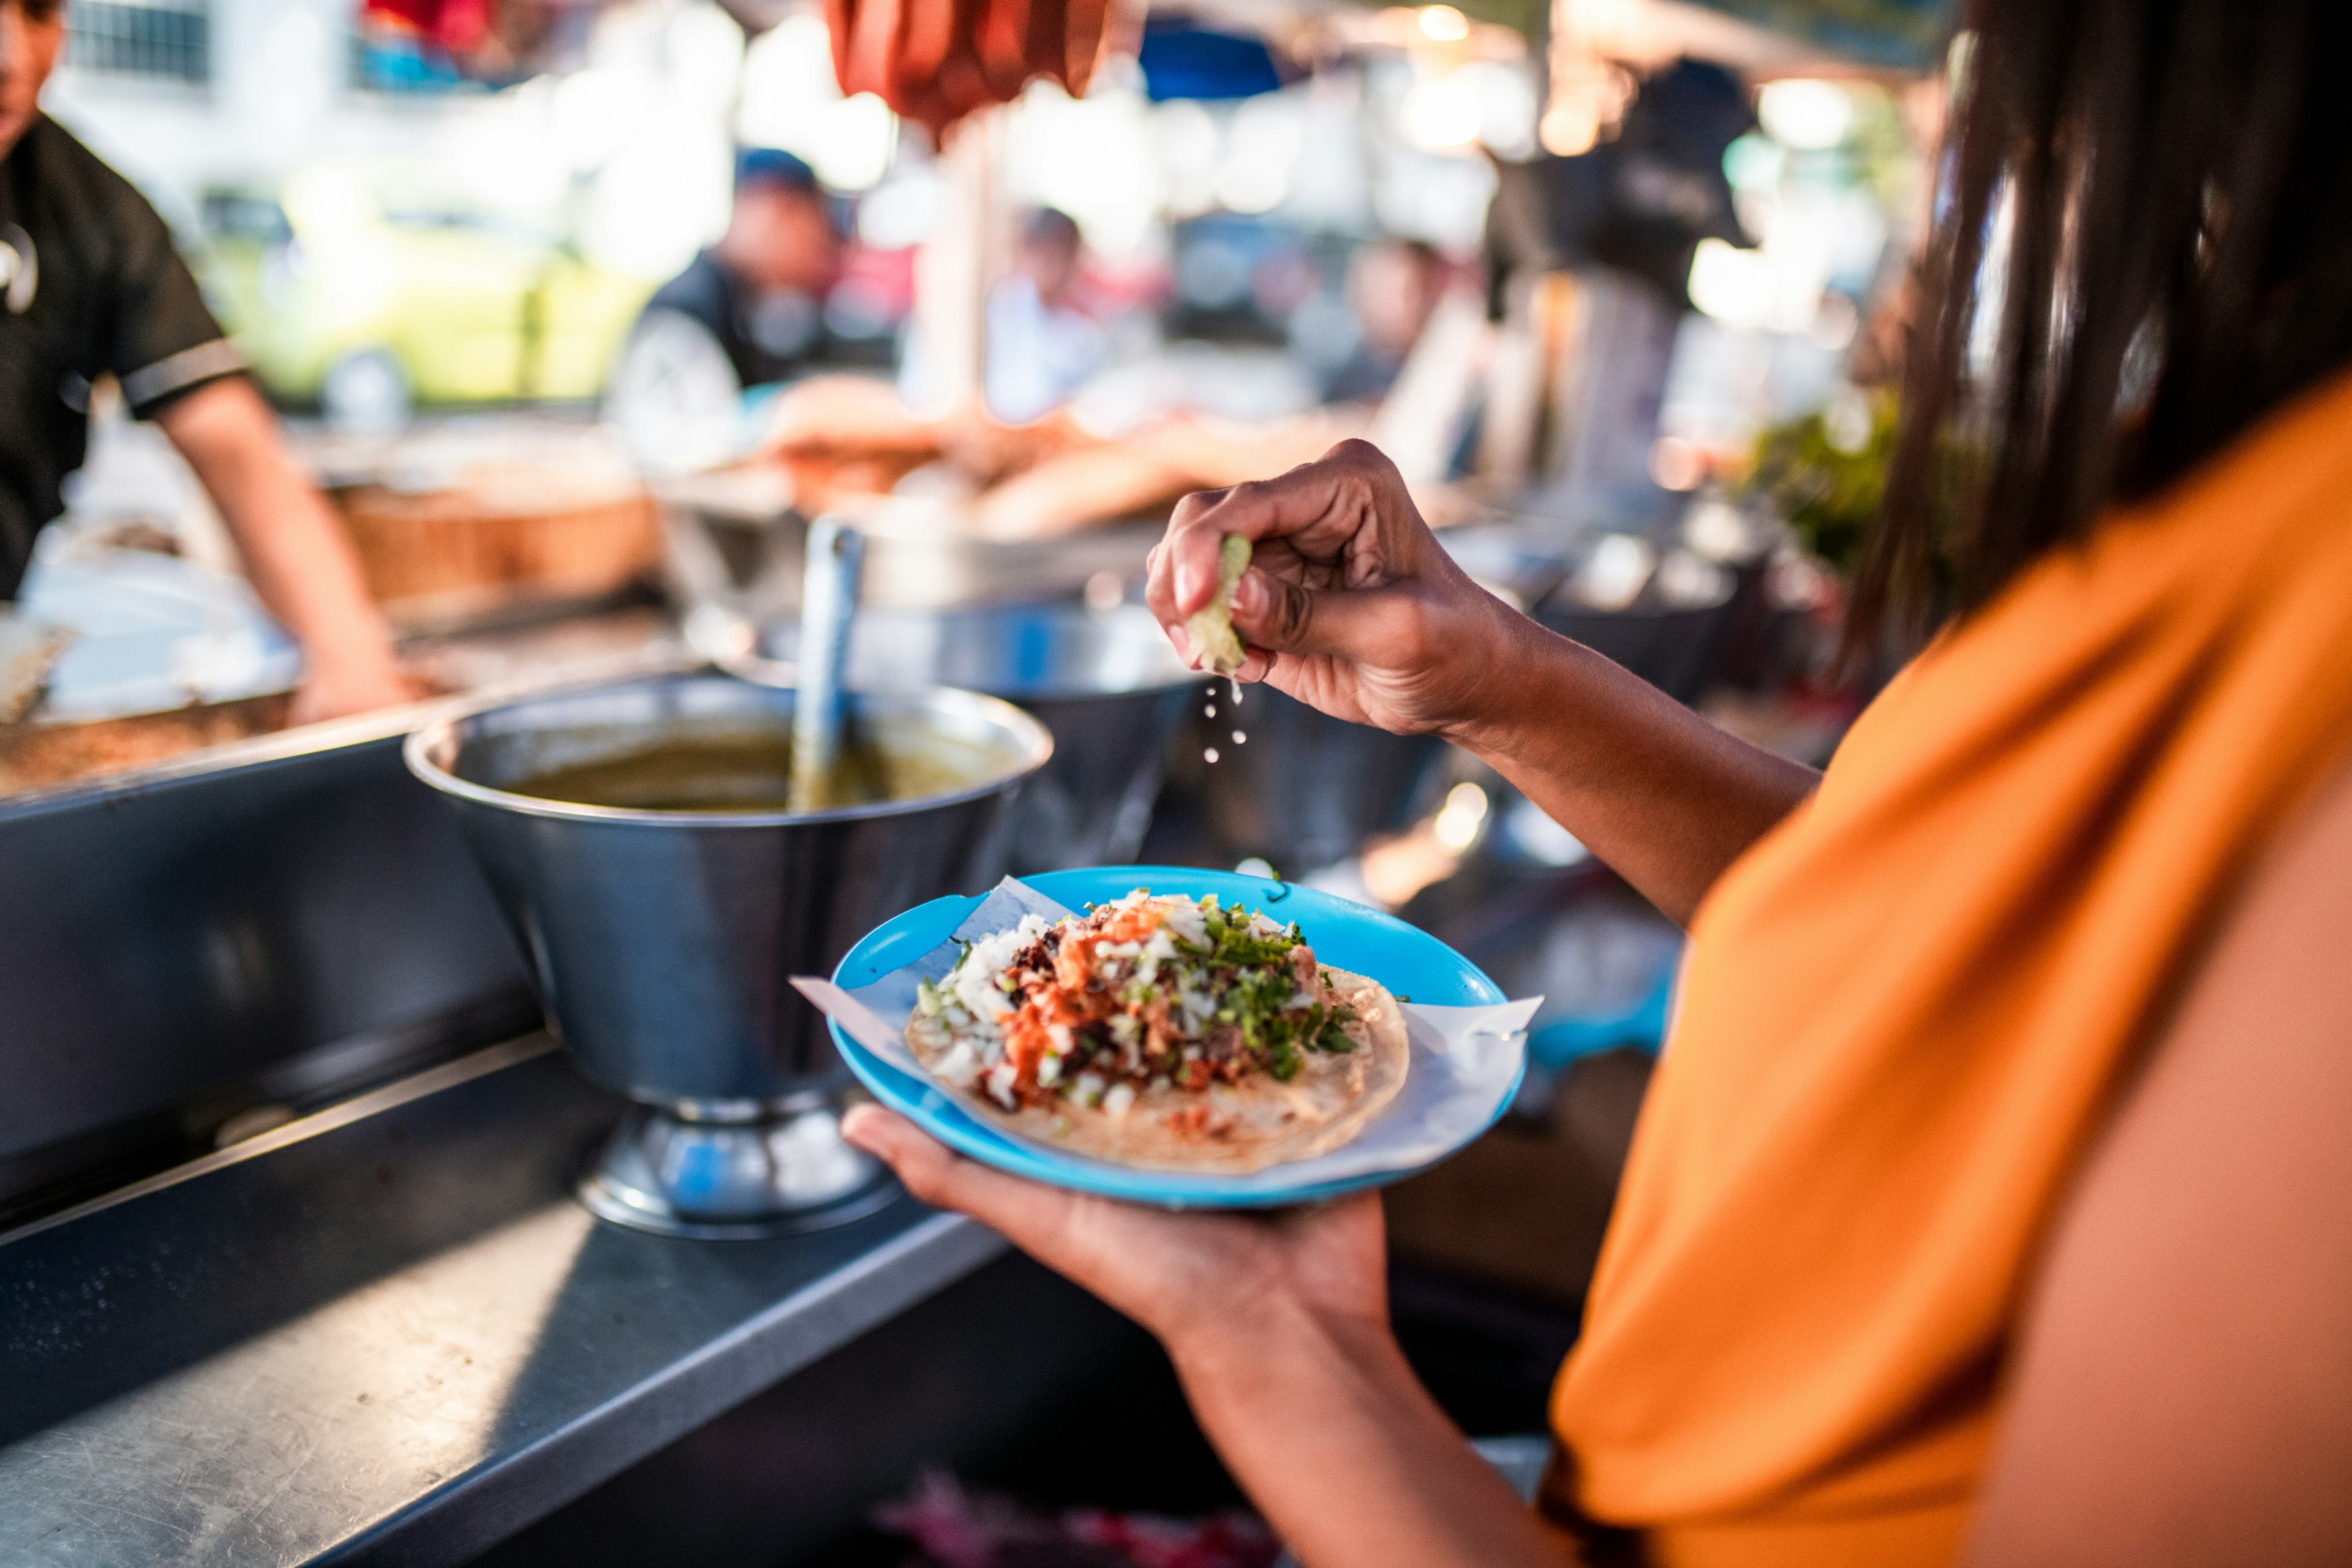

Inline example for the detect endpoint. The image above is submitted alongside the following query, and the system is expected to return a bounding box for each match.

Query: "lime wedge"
[1186,534,1253,675]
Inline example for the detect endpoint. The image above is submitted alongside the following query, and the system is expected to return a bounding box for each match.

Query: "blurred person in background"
[607,149,843,471]
[0,0,411,722]
[846,0,2352,1562]
[1322,236,1444,406]
[900,205,1106,425]
[982,206,1106,423]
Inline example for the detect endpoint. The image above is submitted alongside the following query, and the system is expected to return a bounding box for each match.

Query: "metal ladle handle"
[788,518,865,813]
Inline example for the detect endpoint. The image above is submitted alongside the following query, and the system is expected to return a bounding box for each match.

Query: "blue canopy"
[1137,15,1290,101]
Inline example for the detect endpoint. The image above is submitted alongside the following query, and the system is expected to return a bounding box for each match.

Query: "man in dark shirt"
[1,0,409,720]
[606,149,843,470]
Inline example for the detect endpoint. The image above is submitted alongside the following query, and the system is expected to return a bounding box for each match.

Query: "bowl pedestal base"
[578,1093,896,1240]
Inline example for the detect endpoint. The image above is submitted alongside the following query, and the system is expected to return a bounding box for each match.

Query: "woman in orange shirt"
[845,0,2352,1561]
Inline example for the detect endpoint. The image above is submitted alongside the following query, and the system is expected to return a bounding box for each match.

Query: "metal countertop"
[0,1040,1005,1568]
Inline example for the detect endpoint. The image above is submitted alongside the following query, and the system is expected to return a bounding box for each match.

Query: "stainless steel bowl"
[1533,544,1741,706]
[741,601,1202,872]
[1175,683,1449,876]
[405,671,1052,1237]
[658,477,1166,611]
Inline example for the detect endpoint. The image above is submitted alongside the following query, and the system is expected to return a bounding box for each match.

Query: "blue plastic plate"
[827,866,1518,1208]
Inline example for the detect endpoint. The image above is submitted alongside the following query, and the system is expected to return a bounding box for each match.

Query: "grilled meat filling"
[916,889,1366,1110]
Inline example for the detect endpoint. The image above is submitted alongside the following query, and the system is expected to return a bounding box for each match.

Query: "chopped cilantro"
[1211,921,1296,968]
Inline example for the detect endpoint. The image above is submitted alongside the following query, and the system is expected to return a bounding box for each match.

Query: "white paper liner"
[793,877,1539,1193]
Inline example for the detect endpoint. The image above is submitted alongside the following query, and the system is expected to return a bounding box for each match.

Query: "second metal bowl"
[742,600,1200,872]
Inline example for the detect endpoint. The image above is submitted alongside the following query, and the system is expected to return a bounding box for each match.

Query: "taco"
[907,888,1409,1173]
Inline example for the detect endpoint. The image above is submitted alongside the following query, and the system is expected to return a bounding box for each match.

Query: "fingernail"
[1232,572,1266,620]
[1175,562,1203,608]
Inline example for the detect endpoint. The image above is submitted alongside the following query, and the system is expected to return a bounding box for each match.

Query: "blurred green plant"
[1741,386,1899,579]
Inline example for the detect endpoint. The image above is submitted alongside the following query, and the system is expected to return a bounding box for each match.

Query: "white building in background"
[47,0,423,225]
[40,0,742,284]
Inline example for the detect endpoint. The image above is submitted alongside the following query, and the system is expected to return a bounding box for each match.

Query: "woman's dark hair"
[1855,0,2352,646]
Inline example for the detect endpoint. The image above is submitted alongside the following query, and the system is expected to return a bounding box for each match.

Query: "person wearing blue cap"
[608,149,844,470]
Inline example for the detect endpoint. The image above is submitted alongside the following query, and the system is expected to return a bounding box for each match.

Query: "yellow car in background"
[198,172,654,431]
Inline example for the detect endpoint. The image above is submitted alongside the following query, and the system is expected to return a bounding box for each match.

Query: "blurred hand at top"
[1145,440,1516,737]
[288,650,421,726]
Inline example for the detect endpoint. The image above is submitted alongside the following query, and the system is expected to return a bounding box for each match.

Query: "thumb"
[840,1104,1081,1249]
[1230,567,1408,660]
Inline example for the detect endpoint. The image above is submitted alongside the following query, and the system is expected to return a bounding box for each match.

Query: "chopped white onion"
[938,1042,981,1087]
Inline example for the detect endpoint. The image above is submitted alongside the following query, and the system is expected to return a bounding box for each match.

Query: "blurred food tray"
[662,482,1165,616]
[331,466,663,633]
[0,692,292,796]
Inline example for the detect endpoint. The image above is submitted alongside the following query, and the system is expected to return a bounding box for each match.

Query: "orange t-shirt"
[1547,370,2352,1566]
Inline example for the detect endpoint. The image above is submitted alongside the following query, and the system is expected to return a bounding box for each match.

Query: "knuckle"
[1379,592,1439,668]
[1174,486,1229,522]
[895,1152,951,1204]
[1270,578,1312,643]
[923,1172,971,1214]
